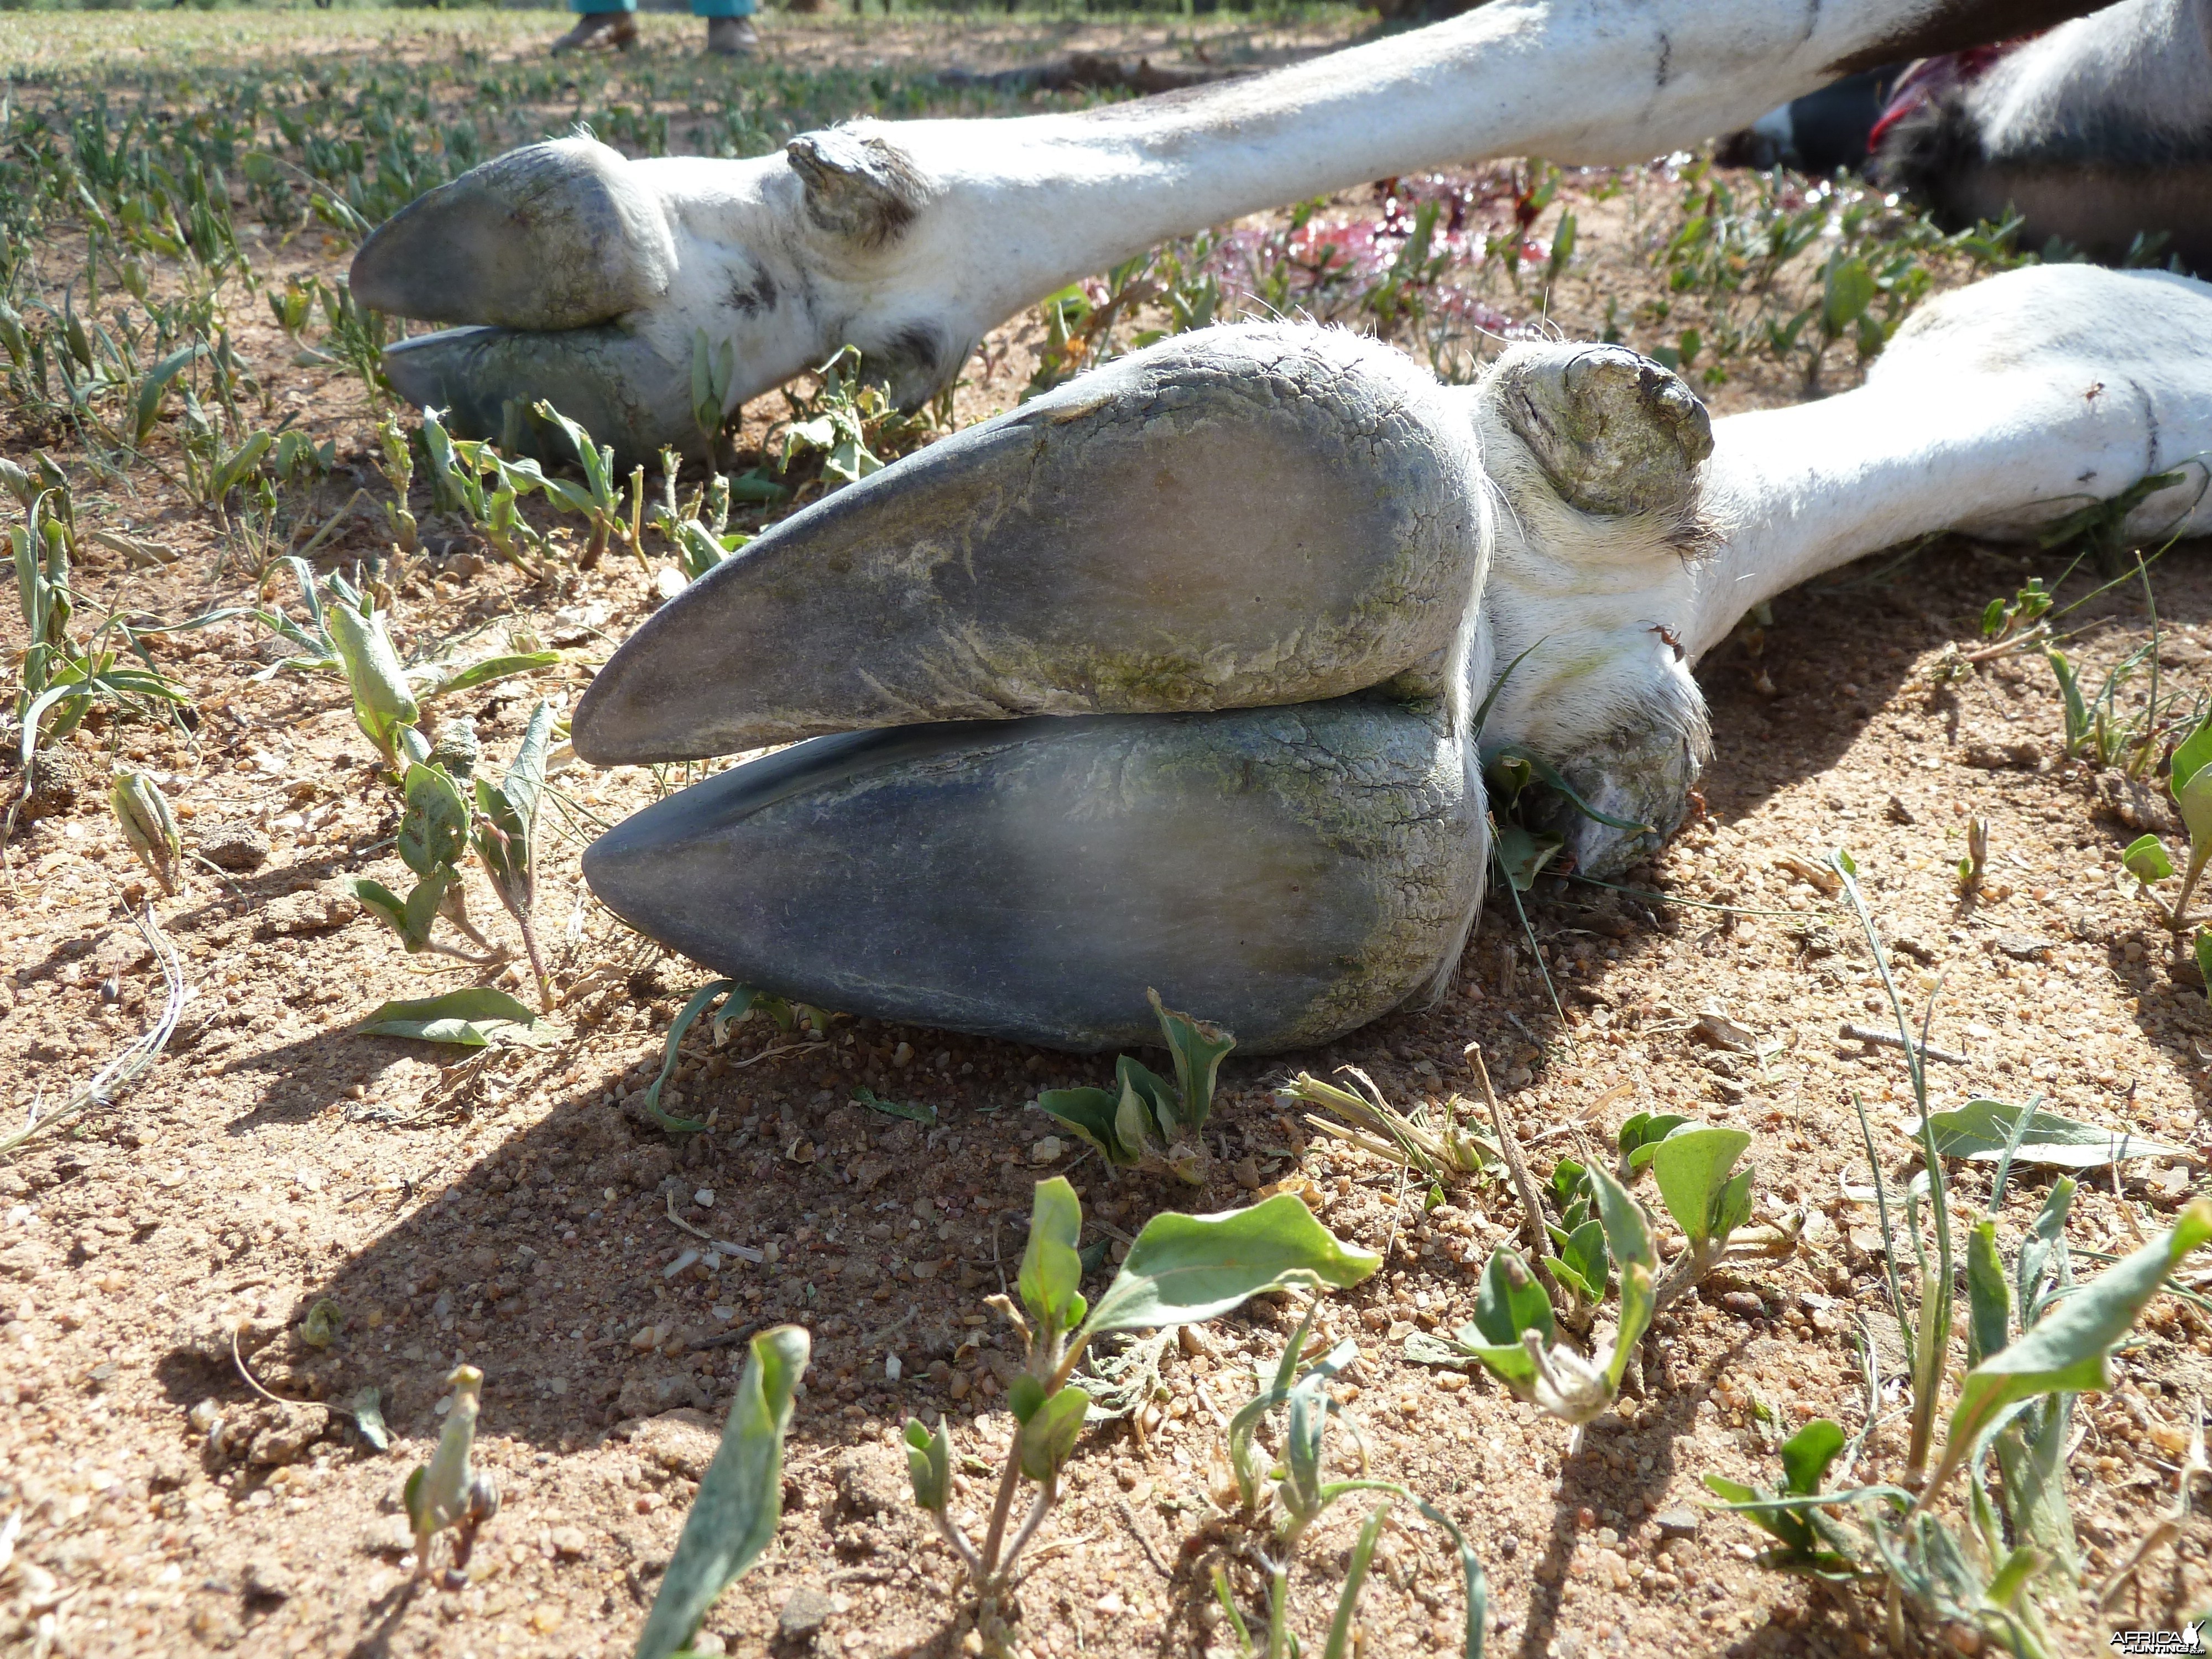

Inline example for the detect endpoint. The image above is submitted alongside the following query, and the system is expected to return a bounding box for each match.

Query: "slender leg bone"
[357,0,2112,457]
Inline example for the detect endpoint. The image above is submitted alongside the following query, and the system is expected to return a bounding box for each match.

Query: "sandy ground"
[3,12,2212,1659]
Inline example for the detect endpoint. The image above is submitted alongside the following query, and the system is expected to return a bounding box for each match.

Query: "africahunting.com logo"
[2111,1623,2207,1655]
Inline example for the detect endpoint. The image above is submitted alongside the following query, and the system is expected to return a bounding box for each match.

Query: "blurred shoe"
[551,13,637,53]
[705,16,758,55]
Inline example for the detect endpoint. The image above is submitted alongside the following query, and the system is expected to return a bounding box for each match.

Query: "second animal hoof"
[1495,344,1714,519]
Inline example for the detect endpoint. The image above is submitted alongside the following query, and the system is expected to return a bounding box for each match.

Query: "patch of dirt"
[4,14,2212,1659]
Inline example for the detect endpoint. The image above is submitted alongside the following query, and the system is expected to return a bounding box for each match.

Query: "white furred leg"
[1473,263,2212,872]
[357,0,2104,456]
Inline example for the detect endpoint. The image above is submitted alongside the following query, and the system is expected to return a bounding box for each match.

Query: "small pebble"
[197,823,270,873]
[694,1188,714,1209]
[241,1559,292,1604]
[1653,1508,1700,1540]
[780,1587,836,1641]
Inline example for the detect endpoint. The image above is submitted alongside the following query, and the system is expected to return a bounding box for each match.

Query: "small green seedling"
[419,409,547,578]
[352,755,504,966]
[1213,1299,1491,1659]
[1958,815,1989,893]
[1720,848,2212,1653]
[250,560,552,761]
[779,345,880,484]
[777,345,934,488]
[1035,989,1234,1183]
[632,978,828,1134]
[187,427,274,510]
[471,701,554,1008]
[692,328,738,447]
[1405,1160,1652,1437]
[405,1365,499,1590]
[2122,708,2212,927]
[325,584,420,769]
[1279,1068,1499,1183]
[906,1178,1378,1603]
[6,486,193,836]
[1979,577,2052,645]
[109,768,181,894]
[1408,1118,1773,1440]
[130,341,207,450]
[373,411,418,556]
[526,400,626,568]
[352,988,548,1048]
[1907,1096,2188,1171]
[634,1327,810,1659]
[1715,1193,2212,1658]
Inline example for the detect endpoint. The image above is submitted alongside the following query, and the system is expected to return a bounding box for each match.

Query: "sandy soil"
[3,14,2211,1659]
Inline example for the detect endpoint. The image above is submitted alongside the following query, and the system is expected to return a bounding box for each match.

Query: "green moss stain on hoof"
[569,325,1488,765]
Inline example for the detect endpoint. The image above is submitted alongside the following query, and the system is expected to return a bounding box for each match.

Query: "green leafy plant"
[526,399,627,569]
[777,346,934,492]
[1279,1067,1499,1183]
[1483,742,1652,893]
[649,456,752,585]
[2122,709,2212,927]
[1979,577,2052,646]
[418,407,547,578]
[1712,848,2212,1653]
[1213,1299,1491,1659]
[1035,989,1234,1183]
[905,1178,1379,1605]
[633,979,830,1134]
[692,326,738,447]
[1406,1114,1776,1438]
[352,987,549,1048]
[634,1327,810,1659]
[6,482,192,820]
[469,701,554,1008]
[109,768,181,894]
[373,410,418,557]
[324,576,420,769]
[248,558,555,739]
[1908,1097,2187,1171]
[1718,1181,2212,1655]
[352,754,503,966]
[404,1364,500,1590]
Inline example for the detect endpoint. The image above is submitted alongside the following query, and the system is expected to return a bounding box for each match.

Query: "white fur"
[1961,0,2212,163]
[592,0,2039,417]
[1472,264,2212,776]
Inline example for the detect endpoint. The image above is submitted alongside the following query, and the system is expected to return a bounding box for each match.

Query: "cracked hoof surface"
[1496,344,1712,519]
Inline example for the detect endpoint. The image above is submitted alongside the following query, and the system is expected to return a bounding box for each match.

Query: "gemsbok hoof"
[1494,343,1715,521]
[577,265,2212,1052]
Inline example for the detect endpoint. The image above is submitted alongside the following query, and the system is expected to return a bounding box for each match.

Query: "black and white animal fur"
[1879,0,2212,268]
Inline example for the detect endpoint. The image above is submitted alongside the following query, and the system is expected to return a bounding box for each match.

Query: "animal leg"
[354,0,2115,457]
